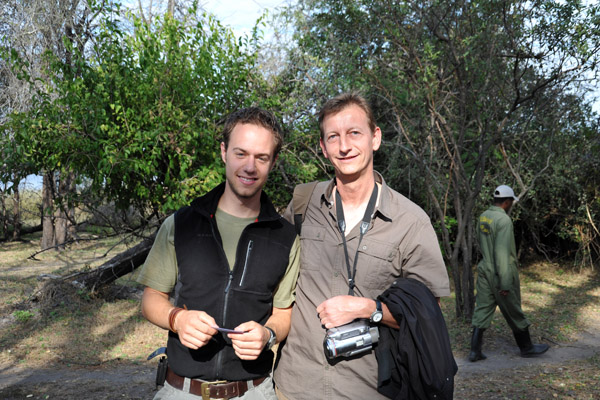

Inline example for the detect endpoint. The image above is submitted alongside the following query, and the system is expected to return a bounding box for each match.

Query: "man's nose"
[244,156,257,172]
[339,135,351,153]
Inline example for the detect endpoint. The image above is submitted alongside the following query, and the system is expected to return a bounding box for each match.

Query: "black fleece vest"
[167,183,296,380]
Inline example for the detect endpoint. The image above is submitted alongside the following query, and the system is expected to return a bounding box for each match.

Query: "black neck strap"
[335,184,378,296]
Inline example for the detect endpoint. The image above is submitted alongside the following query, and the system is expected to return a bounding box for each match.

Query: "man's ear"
[372,126,382,151]
[319,138,329,159]
[220,142,227,163]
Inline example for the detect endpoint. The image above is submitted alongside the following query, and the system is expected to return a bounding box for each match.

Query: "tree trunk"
[54,171,69,248]
[41,171,55,249]
[12,185,21,241]
[68,171,76,238]
[22,224,43,235]
[457,194,477,321]
[0,190,7,240]
[76,237,155,292]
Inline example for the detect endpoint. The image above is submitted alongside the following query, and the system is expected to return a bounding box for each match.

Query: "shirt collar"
[489,205,507,214]
[320,171,394,221]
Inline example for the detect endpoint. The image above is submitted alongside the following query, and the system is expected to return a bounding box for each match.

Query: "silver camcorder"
[323,319,379,359]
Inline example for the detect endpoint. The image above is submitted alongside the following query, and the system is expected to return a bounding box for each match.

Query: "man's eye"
[327,134,339,143]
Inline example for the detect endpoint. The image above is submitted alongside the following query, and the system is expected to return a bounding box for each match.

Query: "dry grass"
[455,357,600,399]
[442,260,600,357]
[443,260,600,399]
[0,231,165,370]
[1,232,599,399]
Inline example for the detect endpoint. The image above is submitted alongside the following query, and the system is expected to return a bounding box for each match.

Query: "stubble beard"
[226,178,263,201]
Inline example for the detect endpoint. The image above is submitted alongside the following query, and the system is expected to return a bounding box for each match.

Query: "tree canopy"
[1,0,598,317]
[272,0,600,317]
[3,1,263,220]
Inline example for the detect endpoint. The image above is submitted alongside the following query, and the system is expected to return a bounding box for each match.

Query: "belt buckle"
[201,380,227,400]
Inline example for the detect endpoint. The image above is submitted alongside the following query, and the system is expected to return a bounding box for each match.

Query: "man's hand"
[228,321,270,360]
[174,310,218,350]
[499,290,509,296]
[317,295,371,329]
[140,288,219,350]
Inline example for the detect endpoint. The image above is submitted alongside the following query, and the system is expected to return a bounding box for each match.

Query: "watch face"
[371,299,383,323]
[372,312,383,323]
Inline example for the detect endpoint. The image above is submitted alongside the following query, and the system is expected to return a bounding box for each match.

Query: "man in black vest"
[137,107,300,400]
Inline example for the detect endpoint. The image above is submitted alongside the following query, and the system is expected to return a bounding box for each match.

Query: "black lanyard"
[335,184,378,296]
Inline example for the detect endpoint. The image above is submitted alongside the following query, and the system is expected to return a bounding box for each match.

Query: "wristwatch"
[370,299,383,323]
[265,326,277,350]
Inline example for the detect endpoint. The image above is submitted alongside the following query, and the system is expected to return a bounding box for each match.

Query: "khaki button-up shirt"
[274,173,450,399]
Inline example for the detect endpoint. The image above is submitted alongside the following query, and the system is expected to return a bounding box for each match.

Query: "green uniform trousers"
[471,265,530,332]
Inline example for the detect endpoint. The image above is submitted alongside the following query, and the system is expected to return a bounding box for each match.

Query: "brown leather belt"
[166,367,267,399]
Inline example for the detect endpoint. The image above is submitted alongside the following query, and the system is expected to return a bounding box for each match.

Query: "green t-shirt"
[136,212,300,308]
[215,208,255,270]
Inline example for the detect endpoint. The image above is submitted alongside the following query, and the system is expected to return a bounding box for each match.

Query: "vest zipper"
[223,269,233,331]
[224,270,233,294]
[208,216,233,380]
[239,240,254,287]
[215,270,233,379]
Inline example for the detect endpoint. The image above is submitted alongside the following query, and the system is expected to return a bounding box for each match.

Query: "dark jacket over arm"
[376,278,457,400]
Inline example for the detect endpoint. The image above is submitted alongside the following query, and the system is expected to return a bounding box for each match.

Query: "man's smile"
[238,175,258,185]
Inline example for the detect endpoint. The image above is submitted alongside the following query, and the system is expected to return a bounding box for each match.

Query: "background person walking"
[469,185,549,362]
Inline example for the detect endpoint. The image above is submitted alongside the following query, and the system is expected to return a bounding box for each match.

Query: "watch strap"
[370,299,383,323]
[265,326,276,350]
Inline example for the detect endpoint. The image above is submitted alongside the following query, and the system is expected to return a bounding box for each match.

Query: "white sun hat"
[494,185,519,202]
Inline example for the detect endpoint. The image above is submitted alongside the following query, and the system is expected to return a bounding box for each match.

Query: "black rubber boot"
[513,328,549,357]
[468,327,487,362]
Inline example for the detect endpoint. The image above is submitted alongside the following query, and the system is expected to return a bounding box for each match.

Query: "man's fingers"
[231,342,262,360]
[175,310,219,350]
[179,333,211,350]
[230,326,266,361]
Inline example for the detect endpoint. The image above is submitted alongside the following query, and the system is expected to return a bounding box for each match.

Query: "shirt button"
[362,245,367,250]
[334,272,339,277]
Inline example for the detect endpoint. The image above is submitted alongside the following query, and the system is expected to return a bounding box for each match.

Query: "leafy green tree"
[2,1,271,288]
[7,2,260,224]
[277,0,600,318]
[1,0,96,244]
[511,95,600,269]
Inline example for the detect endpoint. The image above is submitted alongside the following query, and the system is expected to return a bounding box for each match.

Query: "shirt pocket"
[299,225,327,271]
[356,239,397,290]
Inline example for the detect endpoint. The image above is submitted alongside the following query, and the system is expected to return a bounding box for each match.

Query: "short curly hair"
[222,107,284,157]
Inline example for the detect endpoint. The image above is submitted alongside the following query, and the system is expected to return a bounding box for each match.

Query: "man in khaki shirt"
[274,93,451,399]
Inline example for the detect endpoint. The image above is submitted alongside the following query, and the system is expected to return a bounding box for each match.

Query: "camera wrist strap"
[335,184,378,296]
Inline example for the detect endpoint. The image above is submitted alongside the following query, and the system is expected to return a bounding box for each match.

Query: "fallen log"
[75,236,155,292]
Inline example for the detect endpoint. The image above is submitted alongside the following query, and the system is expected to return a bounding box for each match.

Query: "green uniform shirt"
[478,205,518,291]
[136,212,301,308]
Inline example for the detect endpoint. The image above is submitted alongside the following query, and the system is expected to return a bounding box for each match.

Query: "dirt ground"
[1,235,599,399]
[454,324,600,399]
[1,320,599,399]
